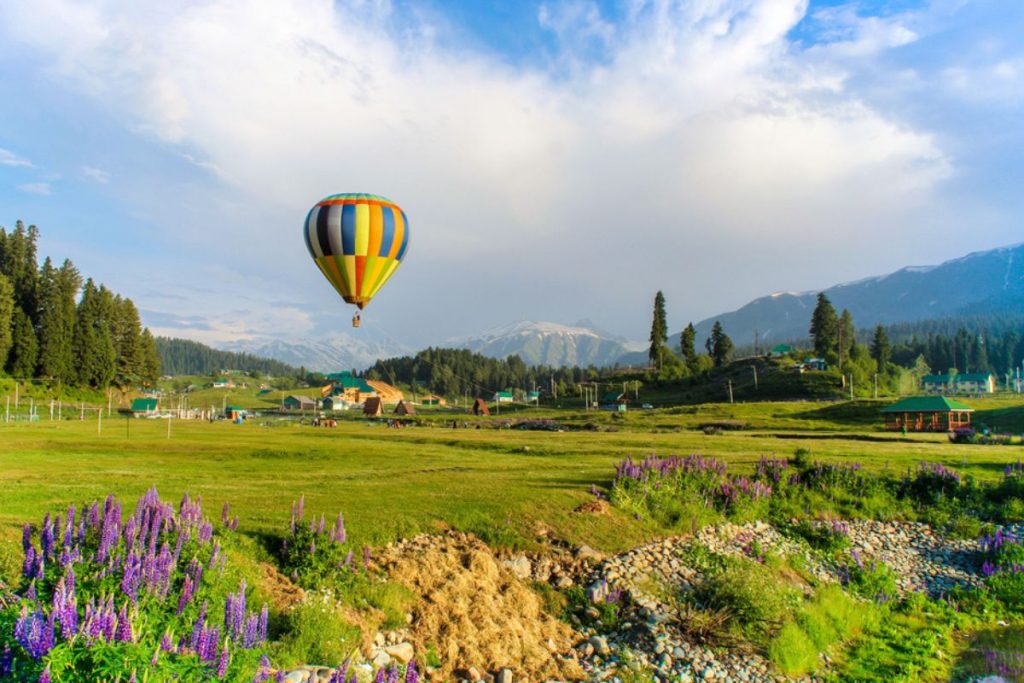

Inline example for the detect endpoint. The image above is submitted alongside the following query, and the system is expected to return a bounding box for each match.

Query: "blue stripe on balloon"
[341,204,356,256]
[379,208,395,257]
[396,210,410,261]
[303,207,316,257]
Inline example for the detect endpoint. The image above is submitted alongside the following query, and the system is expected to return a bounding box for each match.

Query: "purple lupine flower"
[253,654,272,682]
[373,667,386,683]
[310,539,316,556]
[334,513,346,545]
[40,513,55,559]
[161,631,174,652]
[229,516,239,531]
[129,671,138,683]
[259,605,268,642]
[318,514,326,535]
[297,495,305,521]
[851,549,864,571]
[15,605,53,659]
[363,546,372,568]
[982,560,997,577]
[198,521,213,544]
[23,545,36,579]
[216,642,230,678]
[191,602,209,650]
[222,502,230,526]
[344,550,354,568]
[385,664,399,683]
[39,665,51,683]
[116,604,134,643]
[177,575,195,615]
[405,659,419,683]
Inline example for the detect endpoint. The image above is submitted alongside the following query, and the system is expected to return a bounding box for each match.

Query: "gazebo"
[880,396,973,432]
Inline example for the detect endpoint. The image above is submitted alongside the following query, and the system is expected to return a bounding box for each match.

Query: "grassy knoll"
[2,399,1023,563]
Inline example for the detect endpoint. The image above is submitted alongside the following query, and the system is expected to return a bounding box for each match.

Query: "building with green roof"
[921,373,995,395]
[129,398,159,416]
[880,396,973,432]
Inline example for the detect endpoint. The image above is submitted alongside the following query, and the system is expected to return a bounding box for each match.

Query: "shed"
[283,395,316,411]
[471,398,490,416]
[322,397,350,411]
[224,405,247,420]
[601,391,628,412]
[394,400,415,416]
[880,396,973,432]
[129,398,159,417]
[363,397,383,417]
[493,391,514,403]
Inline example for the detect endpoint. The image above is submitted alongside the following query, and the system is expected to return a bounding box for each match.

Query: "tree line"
[0,221,160,388]
[155,337,303,378]
[366,347,603,399]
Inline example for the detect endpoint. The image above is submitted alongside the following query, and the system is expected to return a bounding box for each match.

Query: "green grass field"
[3,397,1023,563]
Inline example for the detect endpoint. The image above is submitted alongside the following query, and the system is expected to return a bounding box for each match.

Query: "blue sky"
[0,0,1022,350]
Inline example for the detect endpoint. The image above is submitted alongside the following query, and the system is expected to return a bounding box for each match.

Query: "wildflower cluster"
[280,496,364,588]
[837,550,898,604]
[1,488,270,682]
[613,455,771,514]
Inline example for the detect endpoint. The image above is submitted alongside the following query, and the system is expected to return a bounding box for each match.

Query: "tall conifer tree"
[649,291,668,370]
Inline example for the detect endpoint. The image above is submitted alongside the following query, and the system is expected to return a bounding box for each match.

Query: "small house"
[802,358,828,371]
[420,394,446,406]
[128,398,159,417]
[224,405,247,420]
[601,391,628,412]
[527,390,541,403]
[363,397,383,417]
[322,396,350,412]
[922,373,995,395]
[880,396,974,432]
[211,379,235,389]
[394,400,415,416]
[471,398,490,416]
[493,391,514,404]
[283,395,316,411]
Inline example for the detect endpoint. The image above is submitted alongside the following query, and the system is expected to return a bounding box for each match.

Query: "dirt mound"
[573,499,610,515]
[379,532,584,681]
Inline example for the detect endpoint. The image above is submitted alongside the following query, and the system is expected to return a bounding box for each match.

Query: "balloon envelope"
[304,193,409,310]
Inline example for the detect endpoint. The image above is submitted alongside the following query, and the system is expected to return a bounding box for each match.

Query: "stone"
[385,642,415,664]
[496,668,514,683]
[554,575,574,589]
[372,650,392,669]
[589,635,610,655]
[503,555,532,580]
[373,632,386,647]
[282,672,307,683]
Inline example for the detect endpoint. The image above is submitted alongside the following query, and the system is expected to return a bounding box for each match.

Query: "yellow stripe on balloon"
[342,255,357,299]
[368,204,383,257]
[371,259,401,299]
[363,256,386,299]
[355,203,370,257]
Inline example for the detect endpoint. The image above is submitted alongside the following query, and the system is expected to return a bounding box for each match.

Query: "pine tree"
[648,291,668,370]
[870,325,891,374]
[0,220,40,318]
[6,307,37,377]
[0,273,13,367]
[809,293,838,363]
[705,321,734,367]
[111,295,144,385]
[35,258,81,382]
[72,279,116,387]
[679,322,698,370]
[139,328,161,387]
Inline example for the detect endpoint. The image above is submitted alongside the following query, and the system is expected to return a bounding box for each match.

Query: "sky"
[0,0,1022,349]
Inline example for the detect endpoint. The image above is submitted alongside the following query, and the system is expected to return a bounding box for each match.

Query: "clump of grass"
[269,594,361,669]
[768,585,869,676]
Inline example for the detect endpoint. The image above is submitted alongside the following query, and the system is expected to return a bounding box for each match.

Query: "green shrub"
[270,595,361,668]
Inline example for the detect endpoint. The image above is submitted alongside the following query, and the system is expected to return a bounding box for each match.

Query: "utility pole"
[838,325,844,374]
[752,366,758,390]
[98,410,102,435]
[754,329,759,356]
[727,380,734,404]
[849,374,854,400]
[873,373,878,400]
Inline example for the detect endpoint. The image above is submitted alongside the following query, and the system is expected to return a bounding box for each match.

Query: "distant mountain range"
[220,333,411,373]
[207,243,1024,372]
[449,320,647,367]
[686,242,1024,350]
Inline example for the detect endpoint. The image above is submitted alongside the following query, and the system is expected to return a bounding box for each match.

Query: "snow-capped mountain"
[220,333,411,373]
[685,242,1024,347]
[450,320,646,367]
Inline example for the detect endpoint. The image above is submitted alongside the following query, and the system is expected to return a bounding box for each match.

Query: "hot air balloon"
[304,193,410,327]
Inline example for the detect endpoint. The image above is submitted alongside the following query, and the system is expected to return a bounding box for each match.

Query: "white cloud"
[81,165,110,183]
[0,147,32,167]
[0,0,966,340]
[17,182,52,195]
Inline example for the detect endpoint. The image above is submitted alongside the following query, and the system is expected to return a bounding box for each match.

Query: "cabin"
[420,394,446,406]
[282,395,316,411]
[224,405,247,421]
[601,391,628,412]
[493,391,514,404]
[922,373,995,395]
[128,398,159,417]
[527,390,541,403]
[880,396,974,432]
[325,372,377,403]
[363,397,384,417]
[471,398,490,416]
[394,400,415,416]
[211,379,236,389]
[802,358,828,371]
[322,397,350,412]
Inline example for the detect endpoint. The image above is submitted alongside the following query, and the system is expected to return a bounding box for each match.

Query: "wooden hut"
[363,397,383,417]
[880,396,973,432]
[394,400,415,416]
[471,398,490,416]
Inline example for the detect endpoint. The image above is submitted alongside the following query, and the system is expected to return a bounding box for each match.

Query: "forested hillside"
[156,337,302,377]
[0,221,160,387]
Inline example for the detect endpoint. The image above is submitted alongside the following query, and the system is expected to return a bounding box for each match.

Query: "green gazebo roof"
[880,396,974,413]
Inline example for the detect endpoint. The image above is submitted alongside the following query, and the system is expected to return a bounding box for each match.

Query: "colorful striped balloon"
[303,193,410,310]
